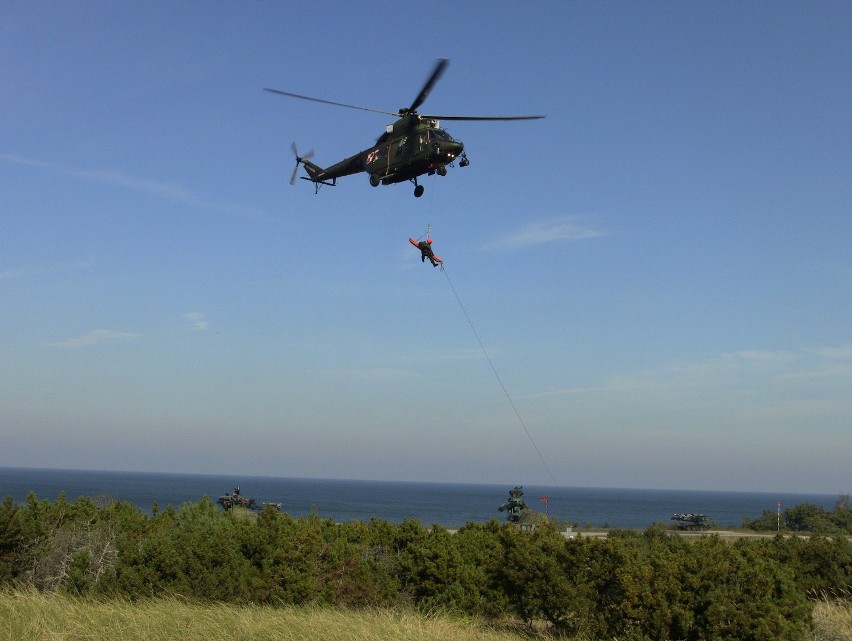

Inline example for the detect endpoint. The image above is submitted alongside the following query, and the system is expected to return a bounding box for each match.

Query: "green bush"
[4,493,845,640]
[495,528,812,640]
[744,499,852,535]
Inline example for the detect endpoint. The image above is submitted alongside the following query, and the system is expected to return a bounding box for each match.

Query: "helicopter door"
[390,136,408,169]
[367,146,390,174]
[382,144,392,172]
[423,129,443,161]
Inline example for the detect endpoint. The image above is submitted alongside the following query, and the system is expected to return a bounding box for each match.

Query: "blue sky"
[2,2,850,494]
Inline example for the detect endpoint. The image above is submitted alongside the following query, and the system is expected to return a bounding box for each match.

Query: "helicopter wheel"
[437,166,447,177]
[369,174,380,187]
[414,185,425,198]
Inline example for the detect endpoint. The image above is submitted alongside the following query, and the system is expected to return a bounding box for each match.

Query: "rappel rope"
[441,266,557,486]
[420,179,551,482]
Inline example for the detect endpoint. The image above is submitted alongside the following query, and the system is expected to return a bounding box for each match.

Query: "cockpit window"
[429,128,453,142]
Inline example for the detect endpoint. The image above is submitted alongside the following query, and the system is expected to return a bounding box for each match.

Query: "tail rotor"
[289,142,315,185]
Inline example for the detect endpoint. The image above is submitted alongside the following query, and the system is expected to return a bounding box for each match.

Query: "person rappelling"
[408,236,442,267]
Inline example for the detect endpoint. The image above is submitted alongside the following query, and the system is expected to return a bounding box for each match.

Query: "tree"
[687,538,810,641]
[829,495,852,533]
[452,520,506,616]
[0,496,22,584]
[494,525,582,630]
[743,509,781,532]
[395,524,490,612]
[784,503,835,533]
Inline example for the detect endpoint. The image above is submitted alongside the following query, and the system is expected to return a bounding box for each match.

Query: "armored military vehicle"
[217,486,256,511]
[498,486,530,523]
[671,513,709,531]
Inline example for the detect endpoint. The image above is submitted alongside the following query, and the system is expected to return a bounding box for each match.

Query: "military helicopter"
[264,59,544,197]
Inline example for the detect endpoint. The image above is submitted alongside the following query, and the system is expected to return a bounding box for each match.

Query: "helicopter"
[264,59,545,197]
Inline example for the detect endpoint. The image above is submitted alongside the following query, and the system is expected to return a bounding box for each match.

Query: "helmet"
[426,238,433,244]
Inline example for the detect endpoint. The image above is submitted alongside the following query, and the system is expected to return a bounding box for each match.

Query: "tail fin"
[301,159,325,182]
[290,142,361,186]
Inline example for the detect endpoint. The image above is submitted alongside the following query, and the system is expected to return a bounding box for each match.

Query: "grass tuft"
[6,588,848,641]
[809,588,852,641]
[0,590,531,641]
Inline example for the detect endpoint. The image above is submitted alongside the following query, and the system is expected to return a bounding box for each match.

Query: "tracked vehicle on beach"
[217,486,256,511]
[217,486,281,511]
[671,513,710,531]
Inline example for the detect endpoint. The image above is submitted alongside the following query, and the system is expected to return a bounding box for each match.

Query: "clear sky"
[2,2,850,494]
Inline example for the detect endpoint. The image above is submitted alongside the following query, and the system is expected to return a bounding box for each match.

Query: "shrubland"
[743,495,852,535]
[2,493,850,640]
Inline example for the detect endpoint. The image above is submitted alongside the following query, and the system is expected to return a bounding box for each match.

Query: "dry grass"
[6,589,849,641]
[809,593,852,641]
[0,590,533,641]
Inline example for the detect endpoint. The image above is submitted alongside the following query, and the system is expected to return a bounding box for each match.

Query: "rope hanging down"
[441,266,557,486]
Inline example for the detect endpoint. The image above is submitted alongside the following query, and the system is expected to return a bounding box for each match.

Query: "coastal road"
[568,529,830,541]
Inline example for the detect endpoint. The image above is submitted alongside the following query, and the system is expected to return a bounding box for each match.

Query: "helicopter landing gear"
[414,184,425,198]
[459,152,470,168]
[369,174,380,187]
[437,166,447,177]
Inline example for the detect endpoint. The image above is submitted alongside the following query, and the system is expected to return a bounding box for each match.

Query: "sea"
[0,466,840,530]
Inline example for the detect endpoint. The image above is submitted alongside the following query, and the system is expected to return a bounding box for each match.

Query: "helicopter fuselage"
[267,58,542,197]
[302,116,464,193]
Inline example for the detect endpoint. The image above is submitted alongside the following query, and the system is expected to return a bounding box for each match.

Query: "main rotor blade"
[408,58,449,114]
[422,114,546,121]
[264,88,399,117]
